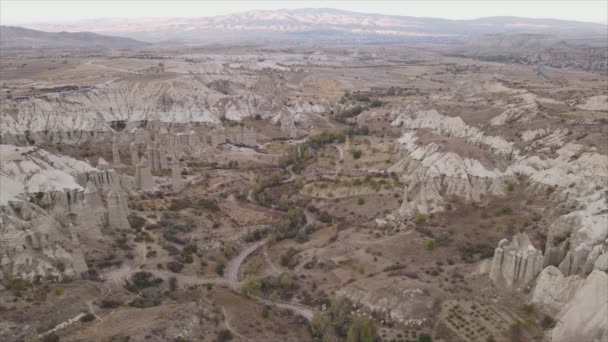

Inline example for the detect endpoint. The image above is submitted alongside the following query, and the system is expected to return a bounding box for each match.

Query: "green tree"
[346,317,376,342]
[245,256,263,276]
[240,277,261,297]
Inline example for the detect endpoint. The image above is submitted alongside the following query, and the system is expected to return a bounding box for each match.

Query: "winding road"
[224,229,316,322]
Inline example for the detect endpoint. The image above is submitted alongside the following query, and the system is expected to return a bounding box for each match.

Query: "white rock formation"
[0,145,95,201]
[490,103,539,126]
[531,266,585,313]
[171,159,183,191]
[159,150,168,170]
[112,136,121,165]
[130,142,139,166]
[76,181,104,239]
[390,105,607,275]
[106,189,131,230]
[541,270,608,342]
[134,157,155,191]
[489,232,543,288]
[0,203,88,281]
[97,157,111,171]
[389,131,509,216]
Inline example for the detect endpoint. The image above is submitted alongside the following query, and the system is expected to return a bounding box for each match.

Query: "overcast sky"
[2,1,607,25]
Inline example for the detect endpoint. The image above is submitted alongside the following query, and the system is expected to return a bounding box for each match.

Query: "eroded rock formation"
[533,267,608,342]
[489,232,543,288]
[134,156,155,191]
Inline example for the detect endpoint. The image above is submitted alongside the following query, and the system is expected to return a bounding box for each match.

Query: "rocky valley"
[0,6,607,342]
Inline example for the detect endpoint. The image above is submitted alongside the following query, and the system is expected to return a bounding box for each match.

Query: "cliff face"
[0,202,88,281]
[532,267,608,342]
[0,144,133,281]
[0,70,333,145]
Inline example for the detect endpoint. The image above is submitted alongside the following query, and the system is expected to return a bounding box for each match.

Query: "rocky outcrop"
[171,159,183,192]
[531,266,585,313]
[489,232,543,288]
[533,269,608,342]
[97,157,111,171]
[75,181,104,239]
[389,131,509,216]
[130,142,139,166]
[106,189,131,230]
[112,136,121,165]
[0,202,88,281]
[134,156,155,191]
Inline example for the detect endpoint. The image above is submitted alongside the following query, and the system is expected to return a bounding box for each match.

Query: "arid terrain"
[0,8,607,342]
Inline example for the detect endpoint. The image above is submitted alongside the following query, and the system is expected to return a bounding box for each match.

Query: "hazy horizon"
[2,1,607,25]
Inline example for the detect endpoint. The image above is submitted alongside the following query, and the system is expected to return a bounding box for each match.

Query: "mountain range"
[16,8,608,45]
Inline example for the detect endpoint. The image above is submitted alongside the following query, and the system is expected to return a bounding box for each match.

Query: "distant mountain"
[21,8,608,44]
[0,26,147,50]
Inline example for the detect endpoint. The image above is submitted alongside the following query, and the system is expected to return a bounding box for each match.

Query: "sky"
[2,0,607,25]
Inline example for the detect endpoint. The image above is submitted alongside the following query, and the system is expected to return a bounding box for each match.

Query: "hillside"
[0,25,147,50]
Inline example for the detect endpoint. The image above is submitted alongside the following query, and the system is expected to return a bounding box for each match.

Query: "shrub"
[167,261,184,273]
[128,214,146,230]
[254,114,262,120]
[357,197,365,205]
[243,228,269,243]
[54,287,64,296]
[126,271,163,291]
[215,261,225,276]
[129,294,161,308]
[245,257,263,276]
[435,233,451,246]
[495,206,513,216]
[80,313,96,322]
[425,239,436,251]
[418,333,433,342]
[295,228,309,243]
[370,99,383,107]
[223,240,237,256]
[198,199,220,211]
[351,150,362,160]
[216,329,233,342]
[318,211,332,223]
[277,273,294,289]
[415,213,427,225]
[347,317,376,342]
[261,307,270,318]
[100,299,122,308]
[240,277,261,297]
[458,242,495,263]
[42,333,60,342]
[541,315,555,329]
[8,277,31,292]
[169,277,178,291]
[521,304,535,315]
